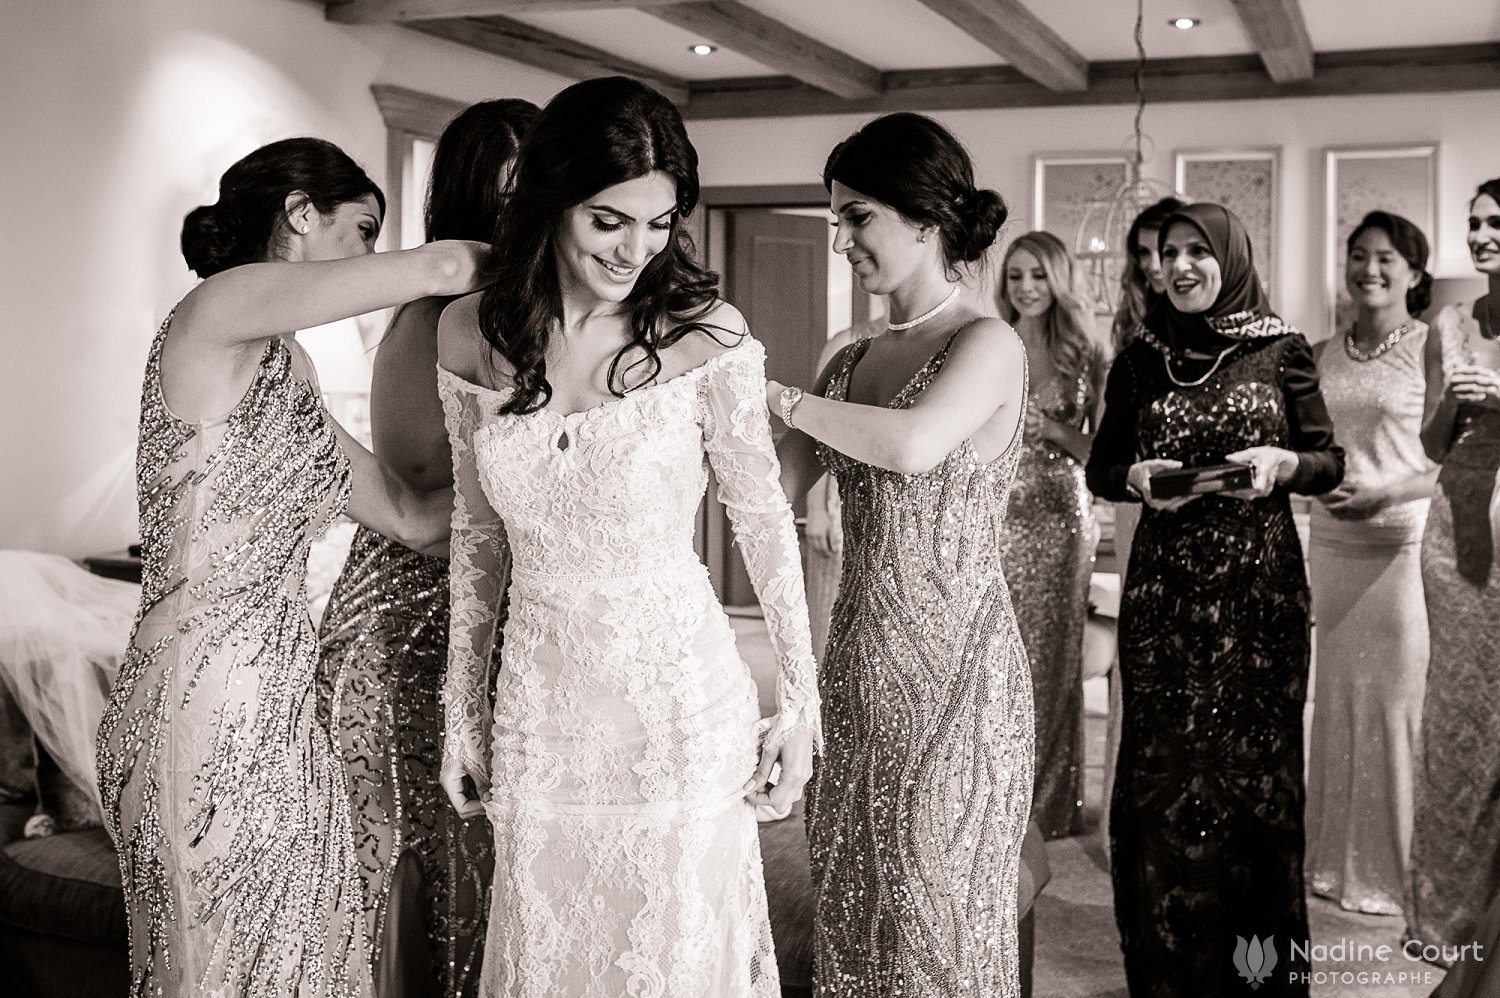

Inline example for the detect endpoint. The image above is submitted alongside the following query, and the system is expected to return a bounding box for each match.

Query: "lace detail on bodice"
[436,337,820,773]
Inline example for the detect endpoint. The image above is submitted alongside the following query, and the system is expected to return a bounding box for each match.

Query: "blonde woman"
[996,230,1107,839]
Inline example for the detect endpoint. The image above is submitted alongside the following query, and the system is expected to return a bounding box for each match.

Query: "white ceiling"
[508,0,1500,80]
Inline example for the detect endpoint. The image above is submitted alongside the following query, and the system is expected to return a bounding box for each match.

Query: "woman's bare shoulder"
[436,292,494,383]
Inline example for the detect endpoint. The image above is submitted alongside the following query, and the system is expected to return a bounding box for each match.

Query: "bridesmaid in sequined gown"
[997,231,1106,840]
[315,99,535,998]
[1408,178,1500,960]
[1086,204,1343,997]
[773,113,1032,998]
[96,139,485,997]
[1306,212,1438,917]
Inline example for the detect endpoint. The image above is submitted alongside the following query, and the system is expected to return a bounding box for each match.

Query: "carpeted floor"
[731,616,1448,998]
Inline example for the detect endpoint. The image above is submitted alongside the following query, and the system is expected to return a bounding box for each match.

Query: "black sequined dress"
[1086,328,1343,997]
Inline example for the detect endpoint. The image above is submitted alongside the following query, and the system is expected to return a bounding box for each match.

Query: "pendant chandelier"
[1072,0,1181,315]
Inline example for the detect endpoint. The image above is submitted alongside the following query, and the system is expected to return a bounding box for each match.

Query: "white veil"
[0,550,139,818]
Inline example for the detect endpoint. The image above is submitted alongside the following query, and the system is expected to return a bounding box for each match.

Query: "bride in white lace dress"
[432,77,821,998]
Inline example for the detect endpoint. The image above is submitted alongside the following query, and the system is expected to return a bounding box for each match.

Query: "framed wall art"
[1175,148,1280,301]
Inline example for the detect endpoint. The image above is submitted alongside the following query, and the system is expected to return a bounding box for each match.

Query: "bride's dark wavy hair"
[479,76,723,415]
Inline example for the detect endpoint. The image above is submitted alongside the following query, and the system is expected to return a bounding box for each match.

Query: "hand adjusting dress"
[436,336,821,998]
[98,316,371,997]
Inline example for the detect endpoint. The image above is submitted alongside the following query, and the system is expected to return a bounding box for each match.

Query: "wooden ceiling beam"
[680,43,1500,120]
[647,2,882,100]
[328,0,693,24]
[1229,0,1315,82]
[409,16,691,104]
[911,0,1087,92]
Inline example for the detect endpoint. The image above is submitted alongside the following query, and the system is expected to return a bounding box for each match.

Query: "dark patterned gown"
[1086,328,1343,997]
[97,316,371,997]
[807,335,1034,998]
[315,528,499,997]
[1000,369,1097,839]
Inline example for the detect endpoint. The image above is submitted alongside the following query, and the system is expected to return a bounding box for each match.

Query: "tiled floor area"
[729,616,1447,998]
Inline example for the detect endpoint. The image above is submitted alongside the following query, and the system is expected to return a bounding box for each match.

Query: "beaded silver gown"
[807,335,1034,998]
[315,528,496,996]
[98,316,371,998]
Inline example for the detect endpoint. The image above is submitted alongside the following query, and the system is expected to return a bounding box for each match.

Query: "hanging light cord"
[1131,0,1146,184]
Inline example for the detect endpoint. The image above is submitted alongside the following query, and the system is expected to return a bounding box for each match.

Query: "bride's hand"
[440,741,489,820]
[744,726,814,820]
[765,379,786,413]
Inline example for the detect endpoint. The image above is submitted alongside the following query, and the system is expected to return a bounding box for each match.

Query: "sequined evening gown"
[437,337,820,998]
[98,316,371,997]
[1087,329,1343,997]
[315,527,498,996]
[1000,371,1096,840]
[807,335,1034,998]
[1408,301,1500,955]
[1306,324,1434,916]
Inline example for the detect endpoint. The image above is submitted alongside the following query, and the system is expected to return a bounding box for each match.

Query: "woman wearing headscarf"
[1086,202,1344,996]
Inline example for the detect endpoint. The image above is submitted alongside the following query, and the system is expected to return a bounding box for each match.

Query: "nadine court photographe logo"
[1230,933,1463,988]
[1234,935,1278,988]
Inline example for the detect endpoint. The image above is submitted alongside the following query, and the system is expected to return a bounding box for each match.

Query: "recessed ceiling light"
[1170,17,1200,29]
[690,43,717,56]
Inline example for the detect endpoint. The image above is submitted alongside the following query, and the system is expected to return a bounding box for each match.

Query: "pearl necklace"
[1343,322,1411,363]
[886,286,960,330]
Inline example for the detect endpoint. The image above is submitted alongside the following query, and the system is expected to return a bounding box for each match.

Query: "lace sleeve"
[699,340,823,755]
[437,368,510,781]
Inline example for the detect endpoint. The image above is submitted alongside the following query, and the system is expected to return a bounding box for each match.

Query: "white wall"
[687,91,1500,336]
[0,0,570,556]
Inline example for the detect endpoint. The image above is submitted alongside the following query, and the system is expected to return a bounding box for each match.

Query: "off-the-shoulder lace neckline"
[437,337,762,420]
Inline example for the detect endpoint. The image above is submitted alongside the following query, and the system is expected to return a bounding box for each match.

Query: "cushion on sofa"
[0,828,127,947]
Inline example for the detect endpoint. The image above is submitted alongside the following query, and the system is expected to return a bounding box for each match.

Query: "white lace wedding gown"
[436,336,821,998]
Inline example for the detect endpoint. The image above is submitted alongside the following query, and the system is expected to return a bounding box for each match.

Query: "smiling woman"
[431,76,820,998]
[1086,201,1344,996]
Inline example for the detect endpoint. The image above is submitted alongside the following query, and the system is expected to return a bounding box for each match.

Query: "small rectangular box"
[1149,463,1254,499]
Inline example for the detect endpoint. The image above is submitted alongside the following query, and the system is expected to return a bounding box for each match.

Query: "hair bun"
[180,202,242,278]
[1408,269,1434,316]
[954,187,1007,263]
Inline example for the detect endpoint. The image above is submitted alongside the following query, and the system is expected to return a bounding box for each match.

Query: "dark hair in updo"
[425,98,538,243]
[181,137,385,278]
[823,112,1007,275]
[1346,210,1432,315]
[478,76,723,416]
[1471,177,1500,211]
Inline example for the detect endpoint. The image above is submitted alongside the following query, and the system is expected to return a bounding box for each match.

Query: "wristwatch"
[779,386,804,428]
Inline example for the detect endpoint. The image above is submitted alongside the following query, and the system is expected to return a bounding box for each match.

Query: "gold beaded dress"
[999,369,1097,840]
[315,527,497,996]
[97,316,371,997]
[1408,300,1500,955]
[807,334,1034,998]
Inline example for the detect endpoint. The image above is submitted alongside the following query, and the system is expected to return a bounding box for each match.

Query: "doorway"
[693,185,881,608]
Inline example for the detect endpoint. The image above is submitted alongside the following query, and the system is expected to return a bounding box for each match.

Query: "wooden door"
[705,209,829,607]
